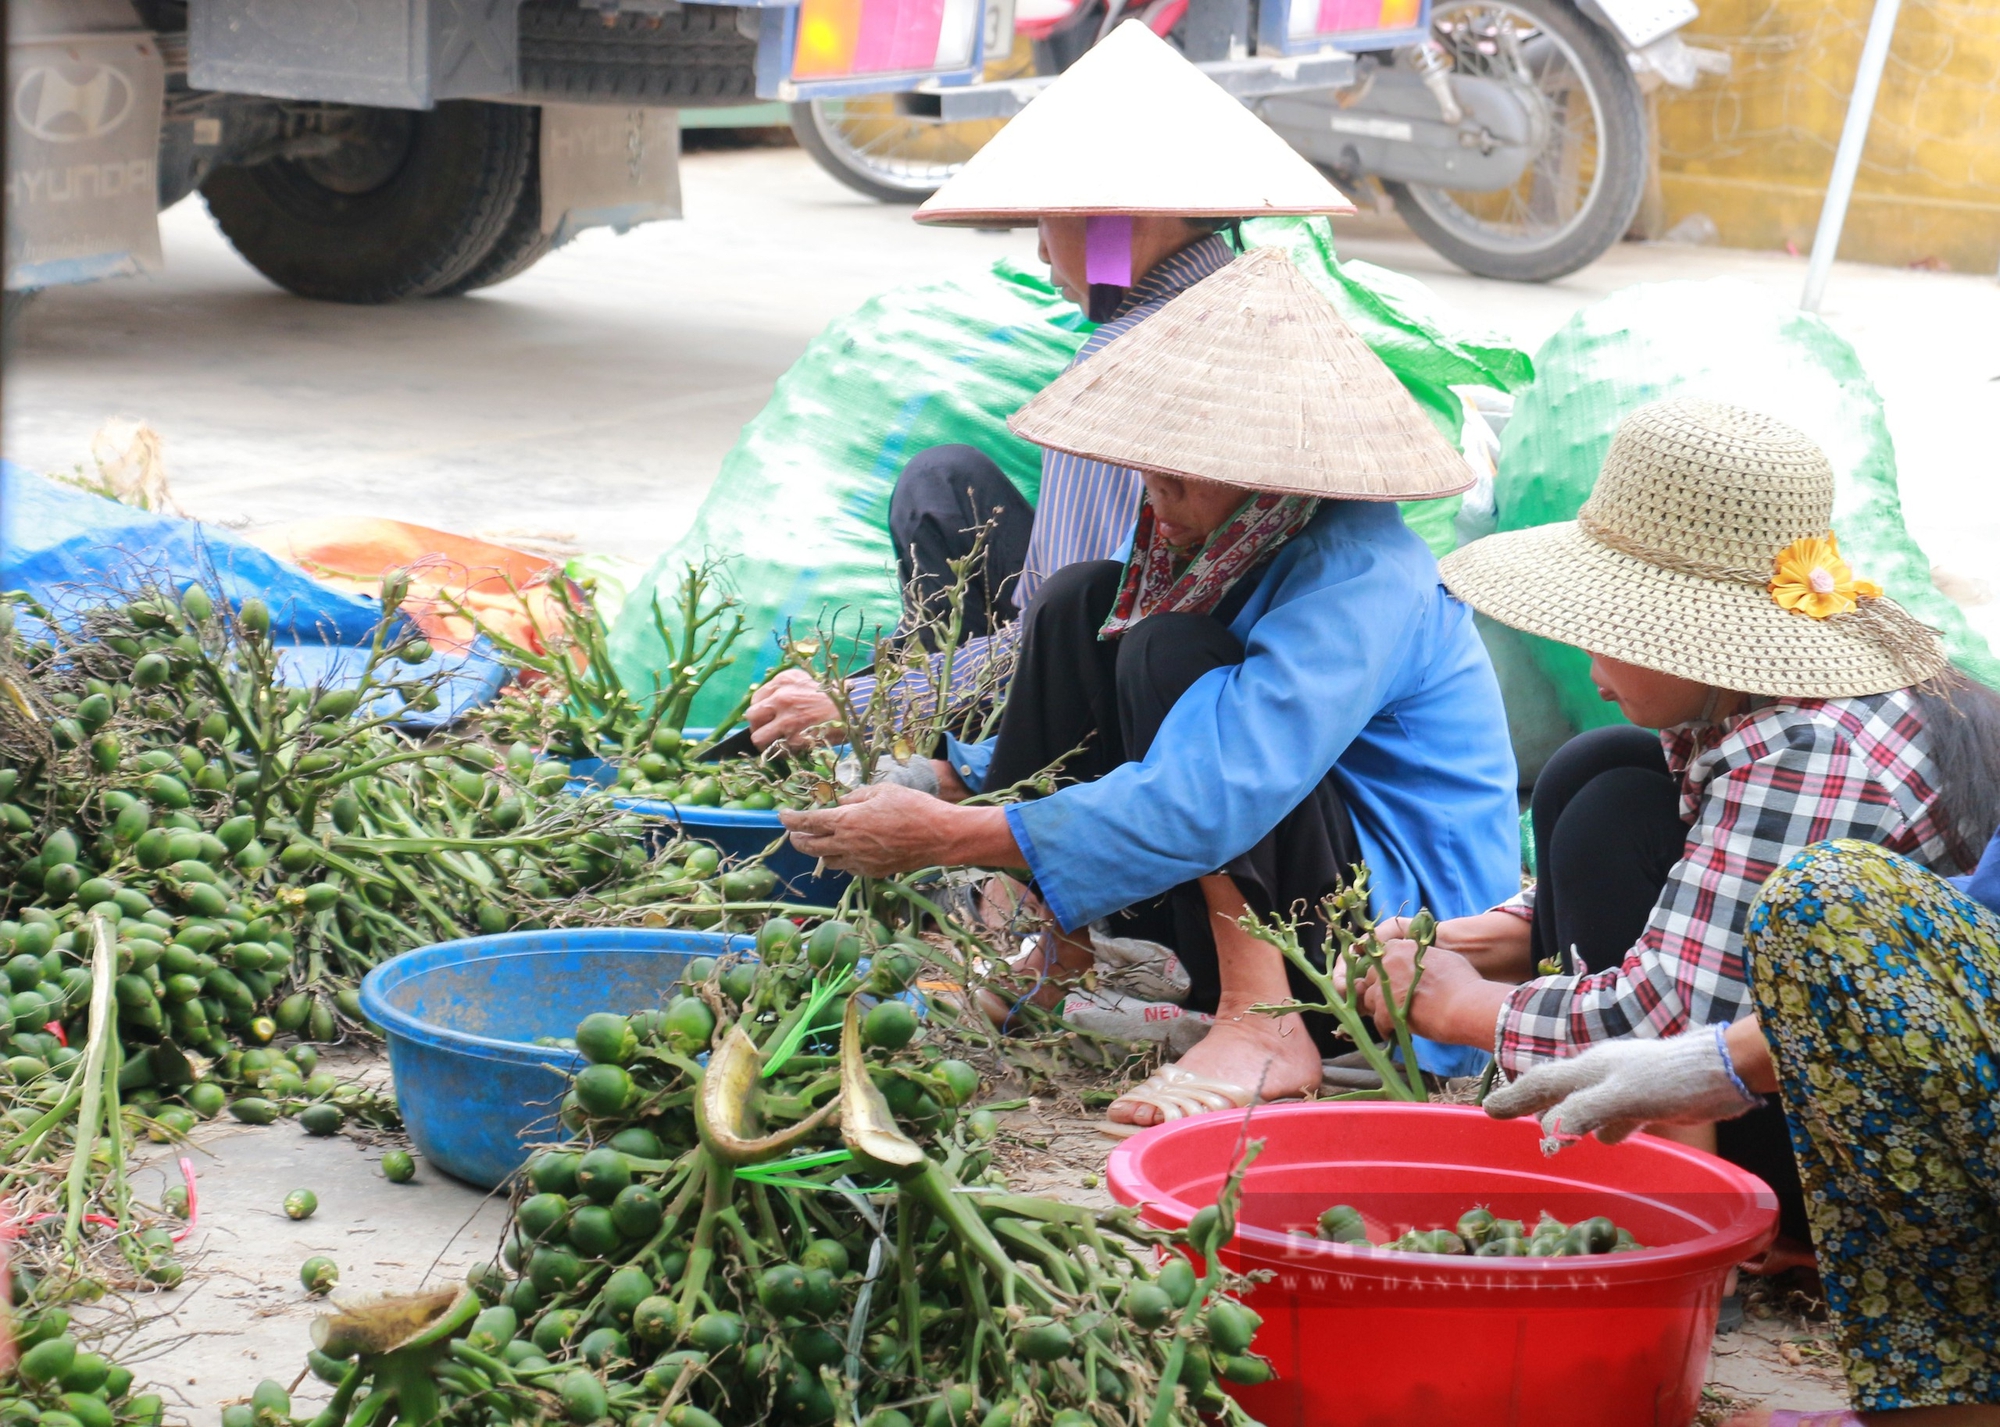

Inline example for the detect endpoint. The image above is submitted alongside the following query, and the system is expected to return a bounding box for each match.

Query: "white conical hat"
[1008,246,1472,500]
[914,21,1355,227]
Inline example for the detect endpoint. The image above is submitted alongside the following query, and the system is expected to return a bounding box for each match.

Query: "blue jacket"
[1002,499,1520,938]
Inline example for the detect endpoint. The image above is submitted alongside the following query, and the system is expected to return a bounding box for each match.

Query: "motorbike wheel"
[1383,0,1646,282]
[789,99,983,202]
[789,41,1037,203]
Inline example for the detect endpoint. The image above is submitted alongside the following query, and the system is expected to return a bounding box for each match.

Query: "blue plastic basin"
[359,928,743,1189]
[568,757,850,909]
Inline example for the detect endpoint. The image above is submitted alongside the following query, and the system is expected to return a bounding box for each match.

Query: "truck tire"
[436,111,554,295]
[517,2,758,107]
[201,101,535,304]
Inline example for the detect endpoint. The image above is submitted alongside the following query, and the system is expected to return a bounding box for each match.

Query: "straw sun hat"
[1008,245,1472,501]
[913,20,1354,227]
[1439,398,1948,699]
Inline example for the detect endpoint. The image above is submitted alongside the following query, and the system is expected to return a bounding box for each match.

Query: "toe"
[1107,1095,1157,1128]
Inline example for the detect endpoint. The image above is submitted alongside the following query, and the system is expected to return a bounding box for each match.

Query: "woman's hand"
[1359,940,1515,1048]
[747,668,842,751]
[779,784,1023,877]
[1379,910,1534,983]
[931,761,972,803]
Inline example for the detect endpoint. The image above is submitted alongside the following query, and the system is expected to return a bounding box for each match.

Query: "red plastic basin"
[1107,1103,1778,1427]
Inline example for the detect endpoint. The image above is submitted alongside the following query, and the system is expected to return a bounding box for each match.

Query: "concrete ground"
[121,1121,509,1423]
[2,143,1040,567]
[5,143,1997,659]
[86,1049,511,1424]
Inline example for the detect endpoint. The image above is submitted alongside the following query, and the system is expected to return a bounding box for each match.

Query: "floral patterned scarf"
[1099,493,1320,639]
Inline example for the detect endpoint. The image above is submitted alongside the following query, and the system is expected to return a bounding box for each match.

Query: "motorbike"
[791,0,1726,282]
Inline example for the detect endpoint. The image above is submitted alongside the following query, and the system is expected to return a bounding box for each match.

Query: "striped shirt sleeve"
[844,620,1020,730]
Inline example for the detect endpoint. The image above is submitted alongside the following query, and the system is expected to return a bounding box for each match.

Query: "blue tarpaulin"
[0,461,507,725]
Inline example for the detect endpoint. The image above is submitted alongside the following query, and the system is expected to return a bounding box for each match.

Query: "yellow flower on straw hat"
[1770,533,1881,619]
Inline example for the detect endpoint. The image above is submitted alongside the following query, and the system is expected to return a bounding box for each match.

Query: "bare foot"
[1741,1234,1818,1278]
[975,875,1040,933]
[975,927,1091,1029]
[1107,997,1322,1129]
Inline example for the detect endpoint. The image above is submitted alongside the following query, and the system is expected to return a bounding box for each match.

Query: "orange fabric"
[249,517,570,658]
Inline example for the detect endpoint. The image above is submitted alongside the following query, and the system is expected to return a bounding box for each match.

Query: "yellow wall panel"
[1652,0,2000,271]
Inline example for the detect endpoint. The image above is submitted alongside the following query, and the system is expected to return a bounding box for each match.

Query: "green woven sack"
[1241,216,1531,557]
[1491,277,1998,747]
[609,217,1533,725]
[607,256,1084,727]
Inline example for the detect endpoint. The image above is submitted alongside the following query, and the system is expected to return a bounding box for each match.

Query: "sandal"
[1100,1065,1311,1139]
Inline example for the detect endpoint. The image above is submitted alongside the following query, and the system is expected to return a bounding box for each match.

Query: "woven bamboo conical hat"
[1008,246,1473,500]
[913,20,1355,228]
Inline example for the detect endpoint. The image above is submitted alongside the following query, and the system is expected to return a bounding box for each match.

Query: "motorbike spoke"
[803,45,1034,198]
[1406,0,1607,251]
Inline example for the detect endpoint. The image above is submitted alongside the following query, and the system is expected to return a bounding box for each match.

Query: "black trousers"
[1531,725,1809,1243]
[985,561,1362,1052]
[887,446,1035,644]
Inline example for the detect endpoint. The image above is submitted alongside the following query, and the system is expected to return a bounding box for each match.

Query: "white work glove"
[872,755,940,795]
[1484,1024,1762,1149]
[835,751,940,796]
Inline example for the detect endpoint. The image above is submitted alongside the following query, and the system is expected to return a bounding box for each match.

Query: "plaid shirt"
[848,235,1238,727]
[1495,690,1960,1076]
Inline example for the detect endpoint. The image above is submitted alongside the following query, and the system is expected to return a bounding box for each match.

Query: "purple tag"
[1085,214,1133,288]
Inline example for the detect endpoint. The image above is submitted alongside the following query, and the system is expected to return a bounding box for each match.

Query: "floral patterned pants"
[1745,839,2000,1410]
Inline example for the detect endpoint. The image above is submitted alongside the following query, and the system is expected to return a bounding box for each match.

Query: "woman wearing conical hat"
[782,246,1523,1132]
[746,22,1358,755]
[1353,400,2000,1314]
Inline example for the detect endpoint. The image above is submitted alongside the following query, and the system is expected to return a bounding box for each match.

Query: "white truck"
[6,0,998,304]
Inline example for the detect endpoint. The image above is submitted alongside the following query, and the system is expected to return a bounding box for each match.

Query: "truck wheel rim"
[293,109,418,197]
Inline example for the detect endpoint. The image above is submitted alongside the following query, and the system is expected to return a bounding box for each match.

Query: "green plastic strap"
[736,1148,855,1178]
[759,969,855,1079]
[741,1173,894,1193]
[737,1149,891,1194]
